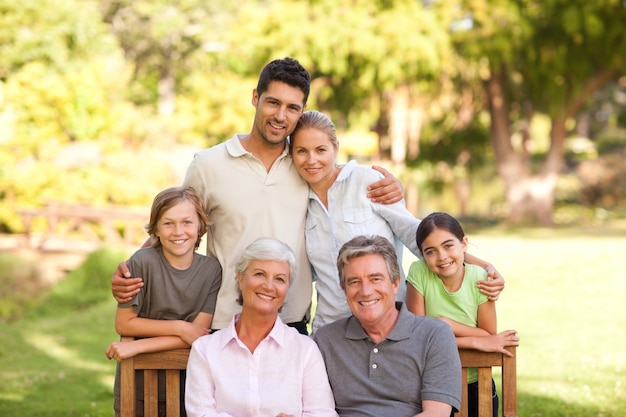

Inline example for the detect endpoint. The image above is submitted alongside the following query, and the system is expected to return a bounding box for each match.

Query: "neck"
[240,134,286,172]
[440,264,465,292]
[235,310,277,353]
[162,251,194,270]
[309,166,341,208]
[361,307,400,344]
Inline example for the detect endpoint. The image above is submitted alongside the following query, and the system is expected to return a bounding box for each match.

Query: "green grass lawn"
[1,226,625,416]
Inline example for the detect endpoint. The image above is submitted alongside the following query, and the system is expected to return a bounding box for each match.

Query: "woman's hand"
[477,265,505,301]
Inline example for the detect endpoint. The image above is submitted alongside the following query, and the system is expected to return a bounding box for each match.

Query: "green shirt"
[407,260,489,383]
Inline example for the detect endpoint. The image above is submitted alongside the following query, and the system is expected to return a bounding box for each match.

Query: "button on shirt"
[185,314,338,417]
[313,303,462,417]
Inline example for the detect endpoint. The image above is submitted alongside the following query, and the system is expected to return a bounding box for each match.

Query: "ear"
[251,88,259,107]
[392,276,400,295]
[462,236,469,252]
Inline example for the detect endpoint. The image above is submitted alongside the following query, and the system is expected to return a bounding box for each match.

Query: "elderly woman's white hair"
[235,237,297,305]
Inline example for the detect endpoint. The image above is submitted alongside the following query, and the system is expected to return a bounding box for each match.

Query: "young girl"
[105,186,222,416]
[406,212,519,417]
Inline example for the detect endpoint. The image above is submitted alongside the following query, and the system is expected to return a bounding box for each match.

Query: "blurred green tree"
[450,0,626,224]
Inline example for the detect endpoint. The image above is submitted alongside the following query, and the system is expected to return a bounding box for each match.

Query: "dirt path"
[0,234,102,284]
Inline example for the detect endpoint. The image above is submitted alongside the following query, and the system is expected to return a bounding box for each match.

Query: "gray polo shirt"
[314,303,461,417]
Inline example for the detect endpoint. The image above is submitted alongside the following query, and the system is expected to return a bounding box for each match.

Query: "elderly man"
[314,235,461,417]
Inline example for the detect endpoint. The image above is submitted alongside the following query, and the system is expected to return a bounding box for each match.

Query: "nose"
[173,223,184,235]
[264,276,275,290]
[275,106,287,121]
[359,279,373,296]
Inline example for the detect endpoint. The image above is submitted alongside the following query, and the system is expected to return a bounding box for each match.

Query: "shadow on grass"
[0,300,118,417]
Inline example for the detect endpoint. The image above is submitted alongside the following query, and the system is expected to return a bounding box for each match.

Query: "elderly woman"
[185,237,338,417]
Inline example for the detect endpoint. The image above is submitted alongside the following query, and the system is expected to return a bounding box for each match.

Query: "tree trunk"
[486,65,557,225]
[158,65,176,116]
[389,84,409,165]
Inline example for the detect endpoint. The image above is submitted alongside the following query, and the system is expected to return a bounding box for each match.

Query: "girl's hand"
[474,329,520,357]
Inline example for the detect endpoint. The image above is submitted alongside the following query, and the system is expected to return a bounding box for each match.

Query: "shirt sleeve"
[372,197,421,258]
[406,260,429,295]
[420,323,462,411]
[199,258,222,314]
[117,253,143,310]
[301,341,339,417]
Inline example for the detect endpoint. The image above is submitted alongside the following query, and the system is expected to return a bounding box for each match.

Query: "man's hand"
[368,165,403,204]
[111,260,143,303]
[477,265,505,301]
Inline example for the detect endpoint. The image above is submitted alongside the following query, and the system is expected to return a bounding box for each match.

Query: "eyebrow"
[423,239,455,252]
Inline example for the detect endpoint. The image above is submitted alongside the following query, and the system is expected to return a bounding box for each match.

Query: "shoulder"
[401,306,450,334]
[408,259,429,274]
[342,161,384,183]
[194,252,221,269]
[192,140,229,161]
[286,328,320,352]
[407,260,433,283]
[313,317,348,345]
[465,264,488,282]
[191,332,219,352]
[129,247,159,263]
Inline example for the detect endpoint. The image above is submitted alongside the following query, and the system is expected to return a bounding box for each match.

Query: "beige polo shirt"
[183,134,312,329]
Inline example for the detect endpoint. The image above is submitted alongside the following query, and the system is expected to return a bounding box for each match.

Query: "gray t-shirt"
[314,302,461,417]
[114,247,222,403]
[119,247,222,318]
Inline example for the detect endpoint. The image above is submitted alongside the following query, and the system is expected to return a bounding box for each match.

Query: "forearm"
[464,252,490,269]
[116,317,185,338]
[456,336,490,350]
[131,335,191,354]
[441,318,490,337]
[413,400,453,417]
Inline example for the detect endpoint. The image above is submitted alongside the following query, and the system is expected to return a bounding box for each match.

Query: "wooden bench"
[119,345,517,417]
[455,346,518,417]
[119,340,190,417]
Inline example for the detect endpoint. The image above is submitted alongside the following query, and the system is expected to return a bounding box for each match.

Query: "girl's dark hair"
[415,212,465,252]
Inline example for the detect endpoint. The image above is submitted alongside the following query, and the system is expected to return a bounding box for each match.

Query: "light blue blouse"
[306,160,421,332]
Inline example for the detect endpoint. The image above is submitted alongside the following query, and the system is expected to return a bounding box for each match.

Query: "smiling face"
[343,254,399,332]
[238,259,291,317]
[420,227,468,281]
[251,80,305,148]
[291,126,339,187]
[156,200,200,268]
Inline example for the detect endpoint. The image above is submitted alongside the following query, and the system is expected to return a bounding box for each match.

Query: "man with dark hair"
[314,235,461,417]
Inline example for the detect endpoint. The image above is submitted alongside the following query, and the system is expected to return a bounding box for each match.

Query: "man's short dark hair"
[256,57,311,105]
